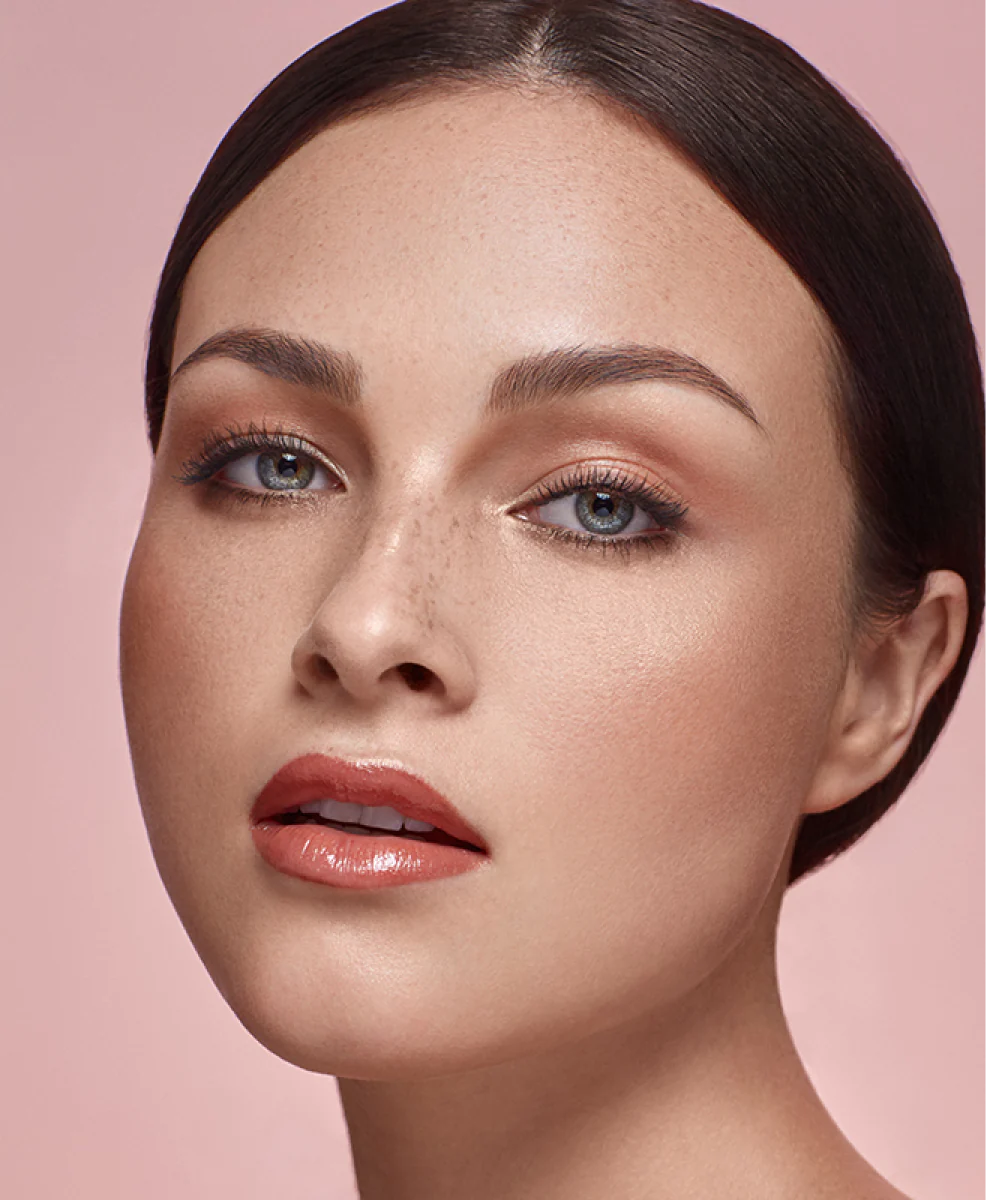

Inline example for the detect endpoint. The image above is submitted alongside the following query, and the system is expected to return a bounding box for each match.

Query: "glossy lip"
[250,753,488,852]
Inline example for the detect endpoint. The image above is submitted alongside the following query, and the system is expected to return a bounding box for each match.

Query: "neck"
[336,900,897,1200]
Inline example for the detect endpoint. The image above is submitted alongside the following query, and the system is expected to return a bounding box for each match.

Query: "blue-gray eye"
[533,489,659,537]
[223,451,331,491]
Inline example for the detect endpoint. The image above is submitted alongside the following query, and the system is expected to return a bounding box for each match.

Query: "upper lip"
[251,753,488,852]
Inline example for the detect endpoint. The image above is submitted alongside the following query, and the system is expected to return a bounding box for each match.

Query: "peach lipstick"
[251,754,489,889]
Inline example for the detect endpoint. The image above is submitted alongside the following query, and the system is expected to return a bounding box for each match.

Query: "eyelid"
[506,459,689,567]
[174,422,345,488]
[519,460,688,517]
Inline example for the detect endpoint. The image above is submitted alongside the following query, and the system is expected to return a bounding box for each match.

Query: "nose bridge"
[340,451,462,612]
[344,357,497,589]
[365,502,441,623]
[366,448,461,583]
[293,450,477,707]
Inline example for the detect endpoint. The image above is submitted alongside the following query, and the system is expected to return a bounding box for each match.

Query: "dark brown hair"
[143,0,984,884]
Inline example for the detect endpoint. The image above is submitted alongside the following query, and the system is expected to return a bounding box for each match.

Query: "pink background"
[1,1,982,1196]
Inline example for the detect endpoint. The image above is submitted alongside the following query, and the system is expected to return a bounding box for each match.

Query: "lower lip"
[252,820,487,889]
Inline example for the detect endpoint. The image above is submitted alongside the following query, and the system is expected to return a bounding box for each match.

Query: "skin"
[119,83,967,1199]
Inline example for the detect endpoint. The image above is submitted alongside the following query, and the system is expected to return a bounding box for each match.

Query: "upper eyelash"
[528,461,687,525]
[174,421,325,486]
[175,424,688,557]
[525,462,688,547]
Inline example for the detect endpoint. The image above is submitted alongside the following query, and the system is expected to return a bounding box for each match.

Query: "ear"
[803,569,970,816]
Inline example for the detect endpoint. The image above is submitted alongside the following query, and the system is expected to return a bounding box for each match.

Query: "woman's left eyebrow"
[171,325,765,435]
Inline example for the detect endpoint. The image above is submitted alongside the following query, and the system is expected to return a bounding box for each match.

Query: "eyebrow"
[170,326,765,432]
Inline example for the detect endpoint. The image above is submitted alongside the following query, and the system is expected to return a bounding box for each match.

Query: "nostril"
[314,656,338,681]
[400,662,432,691]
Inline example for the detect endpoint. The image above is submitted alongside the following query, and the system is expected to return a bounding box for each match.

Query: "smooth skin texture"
[119,84,967,1200]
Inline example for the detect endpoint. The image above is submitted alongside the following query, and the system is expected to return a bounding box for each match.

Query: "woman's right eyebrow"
[170,325,765,435]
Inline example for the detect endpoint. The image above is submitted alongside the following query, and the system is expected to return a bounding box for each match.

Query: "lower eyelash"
[529,522,673,559]
[525,464,688,557]
[210,483,318,510]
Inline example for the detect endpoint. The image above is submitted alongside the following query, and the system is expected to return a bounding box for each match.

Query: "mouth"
[251,753,488,855]
[272,804,483,852]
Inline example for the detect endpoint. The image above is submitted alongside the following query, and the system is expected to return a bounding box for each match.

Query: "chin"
[215,978,530,1081]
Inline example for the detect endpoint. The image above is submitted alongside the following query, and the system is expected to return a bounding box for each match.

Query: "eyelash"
[175,422,325,493]
[522,463,687,559]
[175,422,689,560]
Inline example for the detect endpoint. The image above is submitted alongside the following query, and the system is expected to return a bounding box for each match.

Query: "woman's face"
[120,85,856,1076]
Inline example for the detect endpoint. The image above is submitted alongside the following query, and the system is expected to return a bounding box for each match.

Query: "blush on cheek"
[120,525,236,811]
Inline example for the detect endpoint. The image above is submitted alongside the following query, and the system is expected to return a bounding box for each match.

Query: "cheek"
[119,509,331,1019]
[118,514,297,886]
[477,546,842,1014]
[118,493,847,1076]
[121,506,307,733]
[121,521,239,769]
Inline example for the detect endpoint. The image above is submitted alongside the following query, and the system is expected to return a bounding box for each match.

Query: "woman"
[118,0,983,1196]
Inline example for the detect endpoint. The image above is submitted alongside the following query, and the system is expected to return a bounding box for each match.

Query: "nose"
[290,510,477,712]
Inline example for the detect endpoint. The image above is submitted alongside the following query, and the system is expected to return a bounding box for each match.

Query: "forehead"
[174,84,836,450]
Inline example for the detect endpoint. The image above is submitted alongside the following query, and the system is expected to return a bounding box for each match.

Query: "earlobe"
[802,569,969,816]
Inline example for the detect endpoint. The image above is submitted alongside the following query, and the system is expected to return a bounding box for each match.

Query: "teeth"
[360,805,405,831]
[295,799,435,834]
[320,799,364,824]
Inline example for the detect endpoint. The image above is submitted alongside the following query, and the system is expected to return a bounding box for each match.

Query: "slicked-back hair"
[144,0,984,884]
